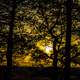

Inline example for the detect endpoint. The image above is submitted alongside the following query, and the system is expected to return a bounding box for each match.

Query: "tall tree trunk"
[64,0,73,80]
[5,0,16,80]
[52,38,58,80]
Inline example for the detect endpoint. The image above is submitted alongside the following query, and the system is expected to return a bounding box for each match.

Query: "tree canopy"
[0,0,80,68]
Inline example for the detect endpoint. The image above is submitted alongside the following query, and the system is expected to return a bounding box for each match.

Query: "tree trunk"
[64,0,73,80]
[53,38,58,80]
[6,0,16,80]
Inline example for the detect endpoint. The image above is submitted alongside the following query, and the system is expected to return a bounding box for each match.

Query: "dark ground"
[0,66,80,80]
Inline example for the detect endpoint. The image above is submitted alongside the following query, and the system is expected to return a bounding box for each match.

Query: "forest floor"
[0,66,80,80]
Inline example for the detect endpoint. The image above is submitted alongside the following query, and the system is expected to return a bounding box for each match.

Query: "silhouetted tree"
[5,0,16,79]
[35,0,64,80]
[64,0,73,80]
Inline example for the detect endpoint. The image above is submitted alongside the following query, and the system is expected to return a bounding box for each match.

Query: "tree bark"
[52,38,58,80]
[6,0,16,80]
[64,0,73,80]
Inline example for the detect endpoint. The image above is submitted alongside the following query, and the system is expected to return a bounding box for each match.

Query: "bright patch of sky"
[36,39,53,56]
[45,45,53,56]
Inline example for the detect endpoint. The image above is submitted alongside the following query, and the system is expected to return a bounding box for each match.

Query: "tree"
[0,0,80,79]
[64,0,73,80]
[0,0,27,79]
[14,0,66,68]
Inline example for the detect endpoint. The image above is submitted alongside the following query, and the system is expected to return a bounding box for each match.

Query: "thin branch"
[49,4,62,34]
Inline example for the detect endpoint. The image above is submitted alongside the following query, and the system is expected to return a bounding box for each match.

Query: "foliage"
[0,0,80,68]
